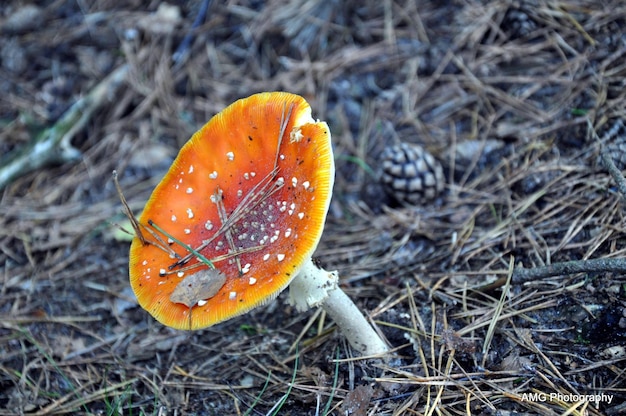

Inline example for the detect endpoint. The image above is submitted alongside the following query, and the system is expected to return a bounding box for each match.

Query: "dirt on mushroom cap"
[129,92,335,330]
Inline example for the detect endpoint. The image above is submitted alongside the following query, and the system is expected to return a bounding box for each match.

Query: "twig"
[172,0,212,68]
[590,118,626,202]
[514,123,626,286]
[599,146,626,202]
[0,64,129,191]
[513,257,626,283]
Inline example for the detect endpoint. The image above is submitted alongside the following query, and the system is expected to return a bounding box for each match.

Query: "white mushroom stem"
[288,259,389,356]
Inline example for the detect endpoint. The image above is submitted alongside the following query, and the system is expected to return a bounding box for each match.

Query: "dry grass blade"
[481,257,513,365]
[33,379,138,415]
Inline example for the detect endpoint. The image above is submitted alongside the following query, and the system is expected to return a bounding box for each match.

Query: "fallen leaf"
[170,269,227,307]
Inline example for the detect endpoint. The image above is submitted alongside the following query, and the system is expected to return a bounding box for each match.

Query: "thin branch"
[599,146,626,201]
[590,118,626,202]
[0,64,129,191]
[172,0,212,67]
[513,257,626,283]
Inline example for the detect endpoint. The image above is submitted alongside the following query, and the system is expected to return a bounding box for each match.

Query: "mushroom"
[127,92,388,356]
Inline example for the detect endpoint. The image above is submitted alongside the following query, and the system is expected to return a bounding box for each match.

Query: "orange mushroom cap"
[129,92,334,330]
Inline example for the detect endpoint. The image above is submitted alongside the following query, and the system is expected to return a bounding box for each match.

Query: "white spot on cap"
[243,172,250,180]
[280,154,285,160]
[249,277,257,285]
[229,291,237,300]
[242,263,251,274]
[237,189,243,197]
[171,215,177,222]
[302,181,310,190]
[184,228,191,234]
[292,177,298,187]
[187,208,194,219]
[298,212,305,219]
[159,268,166,275]
[167,238,174,244]
[177,271,184,277]
[250,172,256,177]
[263,253,270,261]
[209,171,218,179]
[205,220,213,230]
[276,177,285,186]
[142,260,148,266]
[285,228,292,238]
[290,127,303,143]
[197,299,207,306]
[188,165,194,174]
[226,151,234,161]
[186,187,193,194]
[277,254,285,262]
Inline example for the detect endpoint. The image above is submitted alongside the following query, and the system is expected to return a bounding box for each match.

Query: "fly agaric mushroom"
[127,92,388,356]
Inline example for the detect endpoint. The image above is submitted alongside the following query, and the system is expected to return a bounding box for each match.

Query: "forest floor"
[1,1,626,415]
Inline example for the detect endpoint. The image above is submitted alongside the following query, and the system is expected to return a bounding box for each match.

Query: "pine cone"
[380,142,445,205]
